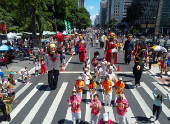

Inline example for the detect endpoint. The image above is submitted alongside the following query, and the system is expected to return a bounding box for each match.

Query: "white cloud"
[90,15,97,25]
[88,6,95,10]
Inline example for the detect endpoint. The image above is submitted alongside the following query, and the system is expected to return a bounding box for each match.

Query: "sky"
[85,0,101,25]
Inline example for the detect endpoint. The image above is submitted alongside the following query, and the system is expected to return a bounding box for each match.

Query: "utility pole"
[153,0,164,45]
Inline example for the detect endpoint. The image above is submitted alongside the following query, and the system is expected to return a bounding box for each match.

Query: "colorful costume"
[78,42,86,62]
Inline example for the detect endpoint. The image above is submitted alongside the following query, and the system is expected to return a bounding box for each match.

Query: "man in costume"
[133,40,146,88]
[45,43,60,90]
[105,33,118,65]
[73,32,79,55]
[75,76,85,99]
[123,34,134,64]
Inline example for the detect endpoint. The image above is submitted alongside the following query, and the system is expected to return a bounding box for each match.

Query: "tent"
[7,32,17,41]
[41,39,50,42]
[0,45,14,51]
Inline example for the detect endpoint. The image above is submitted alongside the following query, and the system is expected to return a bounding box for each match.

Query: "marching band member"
[115,94,129,124]
[97,113,113,124]
[105,33,118,65]
[106,62,114,75]
[88,79,97,100]
[75,76,85,99]
[90,94,102,124]
[94,64,103,84]
[68,91,81,124]
[108,68,116,86]
[114,77,125,106]
[83,61,90,73]
[102,75,113,107]
[101,59,107,78]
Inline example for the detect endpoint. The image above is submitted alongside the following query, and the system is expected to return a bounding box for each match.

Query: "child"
[86,57,90,69]
[34,59,39,76]
[41,58,46,74]
[62,51,68,67]
[149,55,153,70]
[24,67,30,84]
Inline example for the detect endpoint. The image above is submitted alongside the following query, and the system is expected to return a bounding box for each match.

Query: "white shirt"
[82,72,90,84]
[108,73,115,81]
[106,66,114,73]
[101,61,107,69]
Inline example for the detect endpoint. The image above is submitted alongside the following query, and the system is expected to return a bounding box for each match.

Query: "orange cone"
[117,65,121,71]
[71,52,74,57]
[61,65,65,72]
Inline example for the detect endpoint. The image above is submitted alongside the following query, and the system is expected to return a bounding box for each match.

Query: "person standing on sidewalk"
[123,34,134,64]
[115,94,129,124]
[151,88,169,124]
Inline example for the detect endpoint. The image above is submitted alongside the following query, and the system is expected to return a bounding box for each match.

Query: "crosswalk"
[2,79,170,124]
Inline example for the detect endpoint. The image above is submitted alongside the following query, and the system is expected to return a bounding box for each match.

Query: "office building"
[100,0,107,27]
[78,0,85,8]
[106,0,112,24]
[111,0,121,21]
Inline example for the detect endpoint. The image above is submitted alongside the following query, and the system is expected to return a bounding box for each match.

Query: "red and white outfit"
[78,42,86,62]
[68,95,81,124]
[57,42,64,53]
[41,60,46,74]
[90,100,102,124]
[105,39,118,64]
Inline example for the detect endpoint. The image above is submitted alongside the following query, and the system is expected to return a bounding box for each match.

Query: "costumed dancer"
[45,43,60,90]
[105,33,118,65]
[133,40,146,88]
[97,113,113,124]
[68,91,81,124]
[90,94,102,124]
[88,79,97,101]
[102,75,112,107]
[55,32,64,63]
[73,32,79,55]
[78,42,86,63]
[75,76,85,99]
[41,58,46,74]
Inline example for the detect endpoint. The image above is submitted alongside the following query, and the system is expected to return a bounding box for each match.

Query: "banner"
[64,20,68,35]
[0,24,7,31]
[67,21,71,34]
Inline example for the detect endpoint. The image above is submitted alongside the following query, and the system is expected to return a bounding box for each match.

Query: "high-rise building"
[94,14,100,27]
[78,0,85,8]
[106,0,112,24]
[111,0,121,21]
[100,0,107,27]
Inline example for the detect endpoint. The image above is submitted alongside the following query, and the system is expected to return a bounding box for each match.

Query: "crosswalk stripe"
[141,82,170,121]
[122,94,137,124]
[21,86,51,124]
[151,82,169,96]
[11,83,43,120]
[163,82,170,93]
[15,83,32,99]
[42,82,68,124]
[126,82,160,124]
[85,91,91,122]
[101,85,115,122]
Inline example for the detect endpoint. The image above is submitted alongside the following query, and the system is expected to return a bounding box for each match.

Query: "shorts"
[63,59,66,64]
[35,66,39,70]
[8,91,15,97]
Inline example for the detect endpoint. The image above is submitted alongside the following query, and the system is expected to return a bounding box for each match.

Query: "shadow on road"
[36,85,50,91]
[69,62,83,65]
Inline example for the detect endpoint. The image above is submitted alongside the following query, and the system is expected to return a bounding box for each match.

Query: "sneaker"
[24,82,27,85]
[154,120,158,124]
[13,100,17,103]
[35,75,37,76]
[153,115,156,119]
[137,85,142,88]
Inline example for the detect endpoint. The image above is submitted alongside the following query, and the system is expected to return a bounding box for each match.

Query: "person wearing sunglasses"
[115,94,129,124]
[97,113,113,124]
[151,88,169,124]
[68,91,81,124]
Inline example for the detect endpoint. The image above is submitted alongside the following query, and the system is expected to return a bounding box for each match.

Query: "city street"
[0,41,169,124]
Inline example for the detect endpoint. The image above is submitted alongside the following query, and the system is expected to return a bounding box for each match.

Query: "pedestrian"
[34,59,39,76]
[95,38,99,47]
[90,94,102,124]
[151,88,169,124]
[40,58,46,75]
[86,57,90,68]
[133,40,146,88]
[92,56,98,72]
[94,64,102,84]
[149,55,153,70]
[91,38,94,47]
[88,79,97,100]
[115,94,129,124]
[68,91,81,124]
[0,93,12,122]
[123,34,134,64]
[114,77,125,106]
[83,61,90,73]
[62,51,68,67]
[82,69,91,93]
[102,75,113,107]
[97,113,113,124]
[27,47,31,60]
[160,58,167,78]
[75,76,85,99]
[106,62,114,74]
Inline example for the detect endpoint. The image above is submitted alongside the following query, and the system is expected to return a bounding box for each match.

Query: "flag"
[68,21,72,34]
[64,20,68,35]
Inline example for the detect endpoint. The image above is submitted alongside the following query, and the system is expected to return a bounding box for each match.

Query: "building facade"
[78,0,85,8]
[100,1,107,27]
[106,0,112,24]
[111,0,121,21]
[94,14,100,27]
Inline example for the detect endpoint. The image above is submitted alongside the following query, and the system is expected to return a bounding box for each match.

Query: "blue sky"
[85,0,101,25]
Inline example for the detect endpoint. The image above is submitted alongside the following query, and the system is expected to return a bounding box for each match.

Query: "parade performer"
[102,75,112,107]
[75,76,85,99]
[45,43,60,90]
[133,40,146,88]
[79,34,87,49]
[105,33,118,64]
[55,32,64,63]
[97,113,113,124]
[41,58,46,74]
[115,94,129,124]
[114,77,125,106]
[94,64,102,84]
[106,62,114,74]
[83,61,90,73]
[68,91,81,124]
[108,68,116,86]
[82,69,91,93]
[88,79,97,100]
[101,59,107,78]
[73,32,79,54]
[92,56,98,71]
[90,94,102,124]
[78,42,86,63]
[123,34,134,64]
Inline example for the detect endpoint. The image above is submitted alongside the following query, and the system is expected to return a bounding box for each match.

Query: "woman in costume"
[78,42,86,63]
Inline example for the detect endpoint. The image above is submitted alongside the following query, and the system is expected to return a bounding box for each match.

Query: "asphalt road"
[1,38,170,124]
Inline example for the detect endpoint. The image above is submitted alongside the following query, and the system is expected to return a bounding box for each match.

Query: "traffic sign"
[155,31,158,35]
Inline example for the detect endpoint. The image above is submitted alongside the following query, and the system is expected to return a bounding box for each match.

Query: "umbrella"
[151,45,167,52]
[41,39,49,43]
[7,32,17,40]
[10,71,17,75]
[0,45,9,51]
[64,35,72,39]
[8,46,14,51]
